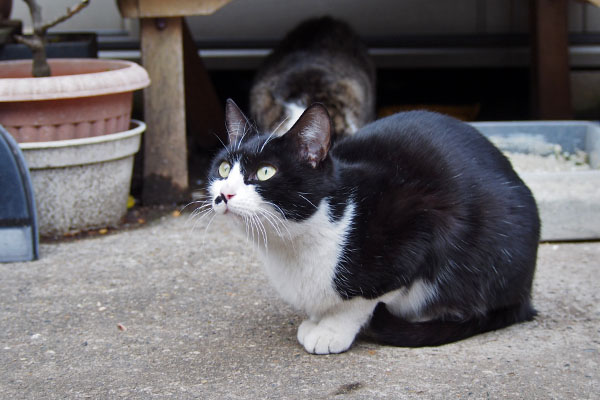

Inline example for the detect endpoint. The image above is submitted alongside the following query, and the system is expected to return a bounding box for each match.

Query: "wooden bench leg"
[140,16,189,205]
[530,0,573,119]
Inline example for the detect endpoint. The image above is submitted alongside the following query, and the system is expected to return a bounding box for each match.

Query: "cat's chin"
[216,208,244,223]
[213,203,239,217]
[213,207,227,216]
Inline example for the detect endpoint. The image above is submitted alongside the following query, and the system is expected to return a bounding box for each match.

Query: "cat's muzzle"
[215,194,227,205]
[213,194,229,214]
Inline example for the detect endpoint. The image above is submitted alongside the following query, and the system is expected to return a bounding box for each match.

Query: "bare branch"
[13,34,38,48]
[16,0,91,77]
[40,0,90,33]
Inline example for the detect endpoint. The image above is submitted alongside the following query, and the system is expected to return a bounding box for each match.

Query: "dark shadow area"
[174,65,531,196]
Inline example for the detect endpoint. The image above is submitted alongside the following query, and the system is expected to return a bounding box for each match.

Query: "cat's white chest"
[259,201,354,319]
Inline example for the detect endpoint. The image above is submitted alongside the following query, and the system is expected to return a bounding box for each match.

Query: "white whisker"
[188,204,212,220]
[180,196,210,212]
[237,124,247,151]
[273,116,291,135]
[189,203,212,216]
[243,215,252,245]
[298,193,318,209]
[189,208,213,232]
[259,216,269,249]
[200,213,217,249]
[247,214,260,248]
[213,131,231,155]
[252,214,268,252]
[258,208,291,241]
[187,209,216,252]
[258,210,284,238]
[259,129,279,153]
[263,200,288,219]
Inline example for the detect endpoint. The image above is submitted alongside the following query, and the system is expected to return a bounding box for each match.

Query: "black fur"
[368,302,537,347]
[209,101,540,347]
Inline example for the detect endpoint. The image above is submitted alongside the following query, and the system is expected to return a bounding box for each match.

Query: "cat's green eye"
[256,164,277,181]
[218,161,231,178]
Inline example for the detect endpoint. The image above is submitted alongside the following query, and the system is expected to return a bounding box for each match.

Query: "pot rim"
[19,120,145,169]
[19,119,146,150]
[0,58,150,101]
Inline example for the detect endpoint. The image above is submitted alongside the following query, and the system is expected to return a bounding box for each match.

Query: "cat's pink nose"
[220,192,235,203]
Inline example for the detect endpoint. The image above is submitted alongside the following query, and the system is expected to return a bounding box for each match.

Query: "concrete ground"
[1,210,598,399]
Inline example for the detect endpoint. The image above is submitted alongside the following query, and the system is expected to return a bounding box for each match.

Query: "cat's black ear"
[286,103,331,168]
[225,99,255,145]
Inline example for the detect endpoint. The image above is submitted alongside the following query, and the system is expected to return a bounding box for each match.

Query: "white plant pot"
[19,120,145,236]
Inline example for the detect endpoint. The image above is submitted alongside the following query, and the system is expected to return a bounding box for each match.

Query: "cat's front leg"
[297,297,378,354]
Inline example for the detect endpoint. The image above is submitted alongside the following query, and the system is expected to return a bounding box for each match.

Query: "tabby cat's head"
[207,99,333,228]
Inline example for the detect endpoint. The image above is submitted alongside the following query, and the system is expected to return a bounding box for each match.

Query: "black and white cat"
[250,16,375,140]
[205,99,540,354]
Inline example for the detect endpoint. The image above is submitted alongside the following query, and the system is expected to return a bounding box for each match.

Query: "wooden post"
[140,17,189,204]
[117,0,235,204]
[530,0,573,119]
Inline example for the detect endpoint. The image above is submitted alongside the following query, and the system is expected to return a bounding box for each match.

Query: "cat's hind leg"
[297,297,379,354]
[366,300,537,347]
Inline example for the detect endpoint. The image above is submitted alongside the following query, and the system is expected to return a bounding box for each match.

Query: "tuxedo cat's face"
[207,100,333,232]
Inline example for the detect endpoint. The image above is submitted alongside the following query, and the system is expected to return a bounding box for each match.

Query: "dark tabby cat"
[249,16,376,140]
[205,99,540,354]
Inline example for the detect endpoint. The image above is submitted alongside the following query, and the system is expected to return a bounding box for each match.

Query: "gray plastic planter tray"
[472,121,600,241]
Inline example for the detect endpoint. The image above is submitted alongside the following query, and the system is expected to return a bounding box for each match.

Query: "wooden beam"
[530,0,573,119]
[117,0,234,18]
[140,17,188,204]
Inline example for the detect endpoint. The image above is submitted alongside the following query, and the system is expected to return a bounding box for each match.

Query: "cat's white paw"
[297,319,318,345]
[297,319,356,355]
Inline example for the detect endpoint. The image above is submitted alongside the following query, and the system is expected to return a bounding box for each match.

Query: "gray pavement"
[1,211,599,399]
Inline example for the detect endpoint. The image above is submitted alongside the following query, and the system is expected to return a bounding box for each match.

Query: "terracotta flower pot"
[0,58,150,142]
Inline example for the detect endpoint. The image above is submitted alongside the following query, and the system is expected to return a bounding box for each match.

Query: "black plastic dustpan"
[0,124,39,262]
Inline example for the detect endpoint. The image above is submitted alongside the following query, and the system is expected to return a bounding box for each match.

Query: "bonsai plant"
[0,0,150,237]
[0,0,149,142]
[14,0,89,77]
